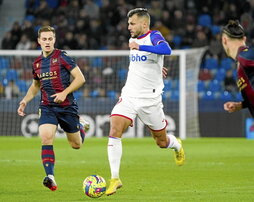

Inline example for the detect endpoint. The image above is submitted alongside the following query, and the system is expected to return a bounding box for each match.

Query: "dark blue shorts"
[39,104,80,133]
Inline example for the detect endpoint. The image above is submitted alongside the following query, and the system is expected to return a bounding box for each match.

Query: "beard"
[131,33,138,38]
[130,29,142,38]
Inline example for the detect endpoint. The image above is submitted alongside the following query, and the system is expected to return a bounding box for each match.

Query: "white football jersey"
[121,31,165,98]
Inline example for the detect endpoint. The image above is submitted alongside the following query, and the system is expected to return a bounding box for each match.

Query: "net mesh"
[0,49,205,138]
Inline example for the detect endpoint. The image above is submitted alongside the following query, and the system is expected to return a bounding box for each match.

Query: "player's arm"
[224,101,243,113]
[129,41,171,55]
[129,31,171,55]
[51,66,85,103]
[17,79,40,116]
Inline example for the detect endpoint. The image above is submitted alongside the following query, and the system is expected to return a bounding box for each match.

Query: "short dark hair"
[127,8,150,19]
[38,26,55,38]
[222,20,245,39]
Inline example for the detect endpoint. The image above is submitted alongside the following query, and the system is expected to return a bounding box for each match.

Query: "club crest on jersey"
[52,58,58,64]
[36,63,40,68]
[130,54,147,62]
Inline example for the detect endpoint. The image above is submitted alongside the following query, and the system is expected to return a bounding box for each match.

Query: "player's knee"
[109,127,122,138]
[41,135,53,145]
[70,141,81,149]
[156,139,167,148]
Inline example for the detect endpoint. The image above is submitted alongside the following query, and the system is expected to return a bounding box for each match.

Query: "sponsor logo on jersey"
[130,54,147,62]
[237,77,247,91]
[37,71,57,80]
[52,58,58,64]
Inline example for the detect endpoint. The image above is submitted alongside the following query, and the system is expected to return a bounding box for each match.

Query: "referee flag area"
[0,137,253,201]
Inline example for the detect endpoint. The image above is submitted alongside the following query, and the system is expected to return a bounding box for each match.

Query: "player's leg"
[39,106,59,191]
[57,107,87,148]
[151,128,185,166]
[64,118,89,148]
[65,117,89,148]
[79,116,90,143]
[139,96,185,165]
[66,130,82,149]
[39,123,58,191]
[106,115,132,196]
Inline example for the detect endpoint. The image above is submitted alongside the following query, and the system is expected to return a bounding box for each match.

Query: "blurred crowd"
[0,0,254,100]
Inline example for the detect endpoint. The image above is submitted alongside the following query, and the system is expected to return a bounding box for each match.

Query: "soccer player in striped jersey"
[17,26,89,191]
[106,8,185,196]
[221,20,254,116]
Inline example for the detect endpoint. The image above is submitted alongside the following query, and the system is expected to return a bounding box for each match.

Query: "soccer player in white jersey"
[106,8,185,196]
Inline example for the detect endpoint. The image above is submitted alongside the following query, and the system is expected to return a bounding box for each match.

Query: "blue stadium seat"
[210,25,220,35]
[235,92,243,101]
[198,14,212,27]
[6,69,18,81]
[170,90,179,101]
[46,0,59,8]
[73,90,83,100]
[204,58,219,70]
[25,15,35,22]
[0,57,10,70]
[117,68,128,81]
[107,90,117,99]
[220,91,234,100]
[198,80,206,92]
[89,90,100,97]
[214,68,226,82]
[16,80,28,93]
[202,91,215,100]
[91,57,103,68]
[2,78,8,87]
[34,25,41,34]
[172,35,182,47]
[207,79,221,92]
[163,79,172,92]
[220,58,234,70]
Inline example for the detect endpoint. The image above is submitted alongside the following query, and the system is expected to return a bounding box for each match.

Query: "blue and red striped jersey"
[237,46,254,116]
[32,49,77,106]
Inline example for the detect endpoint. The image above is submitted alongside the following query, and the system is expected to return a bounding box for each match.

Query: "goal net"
[0,48,205,139]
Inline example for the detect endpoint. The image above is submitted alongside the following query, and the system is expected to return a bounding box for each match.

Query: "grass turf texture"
[0,137,254,202]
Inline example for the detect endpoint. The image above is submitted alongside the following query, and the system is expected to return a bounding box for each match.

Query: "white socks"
[167,134,181,151]
[108,137,122,179]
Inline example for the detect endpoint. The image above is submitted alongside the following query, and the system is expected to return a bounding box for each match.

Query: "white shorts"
[111,96,167,131]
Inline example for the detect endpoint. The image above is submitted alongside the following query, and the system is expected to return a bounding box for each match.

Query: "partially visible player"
[17,26,89,191]
[221,20,254,116]
[106,8,185,196]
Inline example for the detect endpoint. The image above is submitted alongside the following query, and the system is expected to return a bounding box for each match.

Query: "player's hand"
[17,100,27,116]
[129,41,139,50]
[51,92,67,104]
[162,67,168,78]
[224,101,242,113]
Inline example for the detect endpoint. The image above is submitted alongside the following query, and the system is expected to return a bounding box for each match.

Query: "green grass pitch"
[0,137,254,202]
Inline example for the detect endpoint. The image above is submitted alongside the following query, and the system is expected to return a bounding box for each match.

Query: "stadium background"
[0,0,253,138]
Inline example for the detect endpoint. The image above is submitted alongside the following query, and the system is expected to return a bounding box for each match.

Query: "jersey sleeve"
[150,30,167,46]
[32,64,39,80]
[60,51,77,71]
[237,47,254,68]
[139,30,171,55]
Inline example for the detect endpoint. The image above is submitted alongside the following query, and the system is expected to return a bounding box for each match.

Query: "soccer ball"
[83,175,106,198]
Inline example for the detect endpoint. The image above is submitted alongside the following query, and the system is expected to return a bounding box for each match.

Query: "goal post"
[176,48,206,139]
[0,48,206,138]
